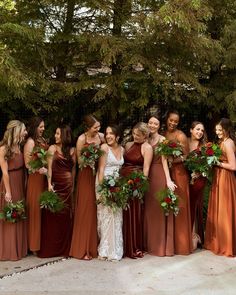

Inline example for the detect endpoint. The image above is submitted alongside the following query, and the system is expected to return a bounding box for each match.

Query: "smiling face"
[89,121,101,136]
[37,121,45,137]
[55,128,61,144]
[132,128,146,143]
[190,123,204,141]
[167,113,179,132]
[215,124,227,140]
[105,127,118,146]
[148,117,160,134]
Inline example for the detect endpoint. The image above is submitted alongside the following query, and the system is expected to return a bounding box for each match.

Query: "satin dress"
[121,142,144,258]
[38,151,74,258]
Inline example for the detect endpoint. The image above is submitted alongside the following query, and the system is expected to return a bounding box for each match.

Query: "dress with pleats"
[96,147,124,260]
[0,152,27,261]
[205,144,236,257]
[143,143,174,256]
[38,151,74,258]
[121,142,144,258]
[26,141,48,252]
[70,137,101,259]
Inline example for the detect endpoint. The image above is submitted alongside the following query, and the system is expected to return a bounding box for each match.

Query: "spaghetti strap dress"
[143,143,174,256]
[70,134,101,259]
[26,140,48,252]
[205,142,236,256]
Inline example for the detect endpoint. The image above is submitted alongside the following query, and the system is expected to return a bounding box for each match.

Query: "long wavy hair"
[217,118,236,144]
[0,120,26,159]
[26,116,46,145]
[58,125,73,160]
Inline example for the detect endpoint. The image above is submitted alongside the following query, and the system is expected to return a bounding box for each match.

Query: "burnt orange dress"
[26,141,48,252]
[143,144,174,256]
[121,142,144,258]
[170,162,192,254]
[0,152,27,260]
[205,145,236,256]
[70,137,101,259]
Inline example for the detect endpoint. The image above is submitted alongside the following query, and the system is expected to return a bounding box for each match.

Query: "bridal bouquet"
[121,171,149,201]
[97,171,129,211]
[154,140,183,158]
[157,188,179,216]
[28,147,49,174]
[79,143,104,174]
[39,191,65,213]
[0,200,26,223]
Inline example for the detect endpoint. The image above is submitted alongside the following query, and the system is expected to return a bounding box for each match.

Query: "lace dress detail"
[97,147,124,260]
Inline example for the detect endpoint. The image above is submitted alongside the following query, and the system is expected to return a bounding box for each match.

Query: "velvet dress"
[143,144,174,256]
[38,151,74,258]
[0,152,27,260]
[121,142,144,258]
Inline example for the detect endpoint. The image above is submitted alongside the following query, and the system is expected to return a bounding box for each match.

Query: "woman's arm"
[47,145,56,191]
[142,143,153,177]
[97,144,108,184]
[218,140,236,171]
[161,156,177,191]
[76,136,85,165]
[0,146,12,202]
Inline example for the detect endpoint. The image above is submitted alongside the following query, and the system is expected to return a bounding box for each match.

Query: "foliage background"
[0,0,235,140]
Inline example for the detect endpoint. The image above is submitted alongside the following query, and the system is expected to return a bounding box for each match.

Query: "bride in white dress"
[96,125,124,261]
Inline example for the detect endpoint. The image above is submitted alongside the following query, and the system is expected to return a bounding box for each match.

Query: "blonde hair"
[133,122,149,138]
[0,120,26,159]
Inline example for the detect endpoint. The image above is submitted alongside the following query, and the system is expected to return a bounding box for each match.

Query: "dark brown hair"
[83,114,100,130]
[58,125,73,160]
[27,117,45,143]
[217,118,236,143]
[190,121,208,145]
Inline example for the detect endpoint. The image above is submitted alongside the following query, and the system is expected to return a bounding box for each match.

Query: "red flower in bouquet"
[97,172,128,211]
[121,171,149,201]
[206,148,214,156]
[0,200,26,223]
[79,143,104,174]
[28,147,50,174]
[157,188,179,216]
[155,139,183,158]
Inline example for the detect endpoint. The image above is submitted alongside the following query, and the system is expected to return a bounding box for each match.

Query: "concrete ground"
[0,250,236,295]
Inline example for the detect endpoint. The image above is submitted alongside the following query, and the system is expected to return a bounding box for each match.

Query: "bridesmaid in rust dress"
[188,121,207,247]
[70,114,104,260]
[38,125,76,258]
[0,120,28,260]
[164,110,192,255]
[143,115,176,256]
[205,118,236,256]
[121,122,153,258]
[24,117,48,254]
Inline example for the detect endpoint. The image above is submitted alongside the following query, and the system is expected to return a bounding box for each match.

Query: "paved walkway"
[0,250,236,294]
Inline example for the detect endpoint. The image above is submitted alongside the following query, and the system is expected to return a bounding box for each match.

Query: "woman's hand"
[166,180,177,191]
[38,167,48,175]
[48,183,54,192]
[5,192,12,202]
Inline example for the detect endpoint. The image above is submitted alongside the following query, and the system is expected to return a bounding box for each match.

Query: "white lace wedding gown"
[97,147,124,261]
